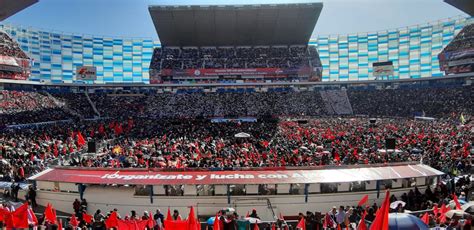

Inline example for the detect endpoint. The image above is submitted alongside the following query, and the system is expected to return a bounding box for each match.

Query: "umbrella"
[244,217,262,224]
[461,201,474,214]
[207,217,216,225]
[223,207,235,213]
[445,210,469,219]
[235,132,251,138]
[449,199,467,209]
[388,213,429,230]
[390,201,407,209]
[411,148,422,154]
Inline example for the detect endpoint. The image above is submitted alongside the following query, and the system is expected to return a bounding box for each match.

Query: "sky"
[2,0,469,40]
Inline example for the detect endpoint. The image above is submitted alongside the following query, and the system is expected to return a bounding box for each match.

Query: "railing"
[84,91,100,117]
[52,161,423,172]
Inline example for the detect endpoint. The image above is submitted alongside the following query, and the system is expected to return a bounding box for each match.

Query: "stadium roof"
[0,0,38,22]
[444,0,474,16]
[149,3,323,47]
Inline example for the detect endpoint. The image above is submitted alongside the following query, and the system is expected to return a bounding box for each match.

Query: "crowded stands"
[0,31,29,59]
[442,24,474,53]
[153,46,321,70]
[0,112,471,179]
[1,85,472,126]
[0,31,30,80]
[150,46,322,72]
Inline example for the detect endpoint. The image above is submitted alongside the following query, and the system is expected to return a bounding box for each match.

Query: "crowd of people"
[0,115,471,182]
[5,174,470,229]
[0,85,471,229]
[442,23,474,54]
[0,85,472,126]
[0,90,72,126]
[348,86,473,117]
[0,31,29,59]
[149,46,322,72]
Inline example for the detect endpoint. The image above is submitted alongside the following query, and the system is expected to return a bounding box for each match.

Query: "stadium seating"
[0,31,29,59]
[149,46,322,81]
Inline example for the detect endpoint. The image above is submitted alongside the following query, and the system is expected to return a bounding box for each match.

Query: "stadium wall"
[312,16,473,81]
[0,16,472,83]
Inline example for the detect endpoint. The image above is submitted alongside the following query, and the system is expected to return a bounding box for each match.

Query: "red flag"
[53,144,59,157]
[369,190,390,230]
[296,218,306,230]
[77,131,86,147]
[105,211,119,229]
[358,195,369,207]
[433,204,439,217]
[98,124,105,135]
[187,206,199,230]
[70,214,79,227]
[440,203,448,215]
[420,212,429,225]
[453,194,462,210]
[28,207,38,225]
[353,148,358,158]
[18,167,24,178]
[11,203,29,228]
[271,223,276,230]
[439,203,451,224]
[114,124,123,135]
[147,216,157,229]
[254,223,260,230]
[44,203,57,224]
[83,212,93,224]
[0,207,8,222]
[213,213,220,230]
[334,152,341,162]
[323,213,333,229]
[358,210,367,230]
[58,219,63,230]
[166,208,172,220]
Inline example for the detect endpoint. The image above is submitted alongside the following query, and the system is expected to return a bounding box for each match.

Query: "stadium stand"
[149,46,322,84]
[438,23,474,75]
[0,30,30,80]
[0,31,28,59]
[0,2,472,230]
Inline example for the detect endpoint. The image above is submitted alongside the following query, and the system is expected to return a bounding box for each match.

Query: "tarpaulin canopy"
[29,164,443,186]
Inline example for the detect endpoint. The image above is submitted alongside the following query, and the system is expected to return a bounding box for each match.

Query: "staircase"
[85,91,100,117]
[320,90,335,115]
[232,198,277,221]
[320,90,353,115]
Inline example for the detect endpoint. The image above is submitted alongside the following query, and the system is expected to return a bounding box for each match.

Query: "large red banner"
[30,164,442,185]
[160,67,312,77]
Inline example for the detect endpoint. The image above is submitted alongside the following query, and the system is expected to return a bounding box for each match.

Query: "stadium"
[0,0,473,229]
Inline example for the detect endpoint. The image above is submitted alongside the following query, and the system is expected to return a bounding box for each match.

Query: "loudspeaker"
[87,141,96,153]
[385,138,396,150]
[297,120,308,124]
